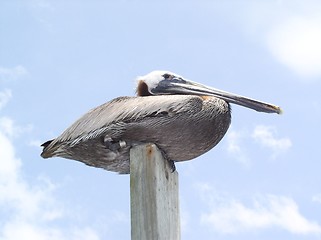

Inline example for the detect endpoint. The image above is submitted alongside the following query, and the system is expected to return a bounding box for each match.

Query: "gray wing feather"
[53,95,202,145]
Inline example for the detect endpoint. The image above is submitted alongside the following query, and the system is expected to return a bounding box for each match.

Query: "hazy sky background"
[1,1,321,239]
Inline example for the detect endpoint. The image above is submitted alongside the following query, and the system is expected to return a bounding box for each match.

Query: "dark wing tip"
[41,139,53,148]
[40,139,54,158]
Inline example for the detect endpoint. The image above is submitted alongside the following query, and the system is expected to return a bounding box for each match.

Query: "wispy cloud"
[0,115,100,239]
[0,65,28,82]
[237,1,321,79]
[252,125,292,158]
[198,184,321,235]
[0,117,33,139]
[267,16,321,78]
[312,194,321,204]
[28,139,43,148]
[225,125,290,165]
[0,89,12,110]
[226,129,250,167]
[2,223,99,240]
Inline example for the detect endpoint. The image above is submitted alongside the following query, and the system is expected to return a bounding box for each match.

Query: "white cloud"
[2,223,99,240]
[312,194,321,204]
[0,117,33,138]
[225,125,290,164]
[267,16,321,78]
[0,116,100,240]
[0,126,21,181]
[0,89,12,110]
[28,139,43,148]
[226,129,250,167]
[0,65,28,82]
[252,125,292,157]
[110,210,129,224]
[236,1,321,79]
[0,66,102,239]
[199,185,321,235]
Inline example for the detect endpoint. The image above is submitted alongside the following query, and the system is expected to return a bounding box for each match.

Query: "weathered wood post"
[130,143,180,240]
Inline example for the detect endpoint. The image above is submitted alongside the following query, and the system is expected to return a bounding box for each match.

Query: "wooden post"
[130,143,180,240]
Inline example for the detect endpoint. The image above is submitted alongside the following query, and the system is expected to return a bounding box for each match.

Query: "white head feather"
[136,70,183,93]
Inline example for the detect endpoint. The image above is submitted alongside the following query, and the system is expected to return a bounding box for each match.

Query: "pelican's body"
[41,71,281,173]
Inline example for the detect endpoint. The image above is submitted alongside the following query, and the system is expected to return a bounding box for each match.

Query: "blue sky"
[1,0,321,239]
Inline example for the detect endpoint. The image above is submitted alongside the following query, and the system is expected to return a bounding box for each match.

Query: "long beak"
[153,78,282,114]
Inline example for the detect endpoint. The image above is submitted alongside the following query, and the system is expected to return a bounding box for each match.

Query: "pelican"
[41,71,281,173]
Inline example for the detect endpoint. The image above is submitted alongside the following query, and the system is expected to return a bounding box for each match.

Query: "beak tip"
[276,106,283,115]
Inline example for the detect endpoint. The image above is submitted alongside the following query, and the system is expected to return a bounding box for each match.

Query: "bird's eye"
[162,73,174,80]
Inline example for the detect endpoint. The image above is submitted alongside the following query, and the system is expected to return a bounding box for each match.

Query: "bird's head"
[136,70,282,114]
